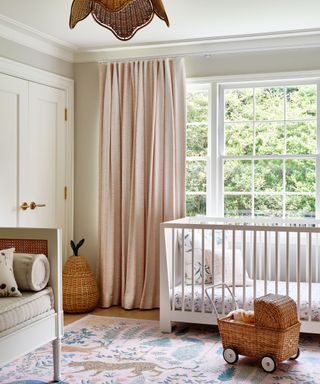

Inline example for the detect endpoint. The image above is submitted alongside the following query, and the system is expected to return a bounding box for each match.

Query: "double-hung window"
[186,78,319,219]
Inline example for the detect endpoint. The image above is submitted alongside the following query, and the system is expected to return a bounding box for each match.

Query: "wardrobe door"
[0,74,28,226]
[19,82,66,229]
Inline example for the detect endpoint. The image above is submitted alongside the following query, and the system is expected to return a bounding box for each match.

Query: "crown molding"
[75,29,320,63]
[0,15,75,63]
[0,13,320,64]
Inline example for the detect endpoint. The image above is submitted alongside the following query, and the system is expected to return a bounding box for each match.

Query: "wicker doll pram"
[205,284,301,373]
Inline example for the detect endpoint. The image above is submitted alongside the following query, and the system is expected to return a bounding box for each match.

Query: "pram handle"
[205,283,239,320]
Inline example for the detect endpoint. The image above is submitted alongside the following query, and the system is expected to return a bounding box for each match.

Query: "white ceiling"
[1,0,320,53]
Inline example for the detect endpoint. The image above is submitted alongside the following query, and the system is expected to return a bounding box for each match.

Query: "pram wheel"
[289,348,300,360]
[223,348,238,364]
[260,355,277,373]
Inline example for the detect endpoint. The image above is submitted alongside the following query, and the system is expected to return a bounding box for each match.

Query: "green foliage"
[187,124,208,156]
[287,122,316,154]
[186,160,206,192]
[186,84,317,218]
[286,160,316,192]
[224,160,251,192]
[224,195,251,217]
[255,87,284,120]
[186,195,206,216]
[225,123,253,156]
[286,85,317,119]
[224,88,253,121]
[70,239,85,256]
[187,91,208,123]
[255,123,284,155]
[254,160,283,192]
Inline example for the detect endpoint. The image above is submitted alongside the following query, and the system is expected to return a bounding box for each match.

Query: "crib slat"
[297,232,301,319]
[275,231,279,295]
[201,229,205,313]
[253,230,257,300]
[315,233,319,283]
[286,231,289,296]
[316,233,319,283]
[181,228,185,312]
[242,230,246,309]
[172,228,175,312]
[308,232,312,322]
[191,228,195,313]
[211,229,215,306]
[222,229,225,316]
[264,231,268,295]
[232,230,236,299]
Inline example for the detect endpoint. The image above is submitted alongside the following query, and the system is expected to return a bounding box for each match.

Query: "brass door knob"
[30,201,46,210]
[20,202,30,210]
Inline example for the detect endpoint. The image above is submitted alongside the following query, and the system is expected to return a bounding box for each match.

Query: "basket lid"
[254,293,298,329]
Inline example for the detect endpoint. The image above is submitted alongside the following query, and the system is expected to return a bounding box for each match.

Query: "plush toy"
[229,309,255,324]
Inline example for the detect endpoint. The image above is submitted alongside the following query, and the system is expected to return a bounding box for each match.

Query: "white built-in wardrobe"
[0,58,74,258]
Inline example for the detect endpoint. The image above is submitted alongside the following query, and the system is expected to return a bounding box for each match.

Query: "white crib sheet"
[173,280,320,321]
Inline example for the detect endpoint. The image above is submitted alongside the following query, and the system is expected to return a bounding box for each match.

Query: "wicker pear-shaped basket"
[62,255,99,313]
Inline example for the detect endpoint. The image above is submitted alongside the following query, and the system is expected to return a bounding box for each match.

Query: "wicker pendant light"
[69,0,169,41]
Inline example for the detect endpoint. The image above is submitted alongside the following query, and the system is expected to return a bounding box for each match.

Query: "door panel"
[19,82,66,229]
[0,74,28,226]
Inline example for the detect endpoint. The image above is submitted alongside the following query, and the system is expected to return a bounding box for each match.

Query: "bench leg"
[52,338,61,382]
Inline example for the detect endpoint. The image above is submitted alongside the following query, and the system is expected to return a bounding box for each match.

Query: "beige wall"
[186,48,320,78]
[0,36,74,78]
[73,63,100,272]
[74,47,320,274]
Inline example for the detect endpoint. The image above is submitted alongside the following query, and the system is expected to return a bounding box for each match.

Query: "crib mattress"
[173,281,320,321]
[0,287,54,335]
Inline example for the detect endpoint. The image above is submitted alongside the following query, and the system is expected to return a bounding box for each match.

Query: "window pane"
[285,160,316,192]
[224,160,251,192]
[255,122,284,155]
[255,195,282,217]
[187,123,208,156]
[255,87,284,121]
[224,88,253,122]
[186,160,206,192]
[186,195,206,216]
[187,91,208,123]
[286,121,317,155]
[286,195,315,218]
[224,195,252,216]
[225,123,253,156]
[254,160,282,192]
[286,85,317,119]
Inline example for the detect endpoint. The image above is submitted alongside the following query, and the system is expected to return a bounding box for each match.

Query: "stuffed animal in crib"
[229,309,255,324]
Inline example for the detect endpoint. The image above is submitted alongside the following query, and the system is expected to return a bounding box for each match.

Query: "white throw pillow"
[209,248,253,287]
[179,229,253,286]
[0,248,21,297]
[13,253,50,291]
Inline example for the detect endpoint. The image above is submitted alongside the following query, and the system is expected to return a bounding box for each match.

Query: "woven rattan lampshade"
[69,0,169,41]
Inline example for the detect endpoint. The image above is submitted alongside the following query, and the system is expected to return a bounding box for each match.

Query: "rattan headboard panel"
[0,239,48,255]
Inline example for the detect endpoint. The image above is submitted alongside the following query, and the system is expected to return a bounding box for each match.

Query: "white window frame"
[187,70,320,219]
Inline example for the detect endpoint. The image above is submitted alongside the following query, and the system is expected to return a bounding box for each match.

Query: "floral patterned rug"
[1,315,320,384]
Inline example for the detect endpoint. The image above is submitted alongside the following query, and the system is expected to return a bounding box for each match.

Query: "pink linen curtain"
[98,58,186,309]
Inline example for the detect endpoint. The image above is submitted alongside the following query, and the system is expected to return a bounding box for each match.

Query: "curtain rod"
[97,54,182,64]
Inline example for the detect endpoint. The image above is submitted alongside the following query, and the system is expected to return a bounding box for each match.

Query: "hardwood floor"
[64,306,160,326]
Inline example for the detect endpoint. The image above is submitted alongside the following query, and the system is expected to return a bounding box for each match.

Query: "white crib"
[160,217,320,334]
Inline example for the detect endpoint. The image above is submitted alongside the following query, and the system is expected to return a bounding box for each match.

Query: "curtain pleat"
[98,58,186,309]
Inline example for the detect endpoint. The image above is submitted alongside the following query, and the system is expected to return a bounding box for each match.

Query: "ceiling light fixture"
[69,0,169,41]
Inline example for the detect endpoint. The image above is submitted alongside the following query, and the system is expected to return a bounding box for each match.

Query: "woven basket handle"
[205,283,239,319]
